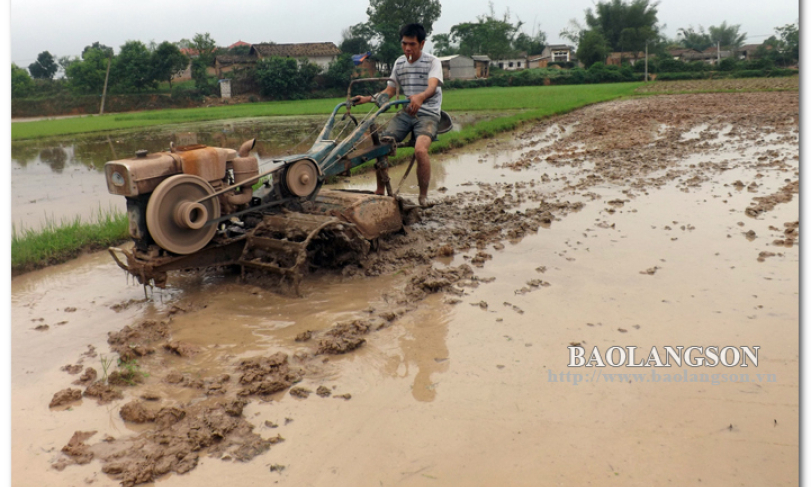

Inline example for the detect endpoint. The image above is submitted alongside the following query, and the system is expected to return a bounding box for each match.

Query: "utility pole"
[717,40,721,65]
[99,51,112,115]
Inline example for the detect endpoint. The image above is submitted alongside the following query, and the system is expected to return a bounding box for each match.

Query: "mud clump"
[163,341,200,357]
[61,364,83,375]
[294,330,312,342]
[119,400,156,423]
[110,298,148,313]
[52,431,96,470]
[316,386,332,397]
[73,367,98,386]
[49,388,83,408]
[108,369,146,386]
[57,398,277,487]
[107,320,169,362]
[83,382,124,404]
[163,371,231,395]
[317,335,366,354]
[317,319,373,355]
[237,353,302,398]
[405,264,475,300]
[289,387,312,398]
[745,180,798,218]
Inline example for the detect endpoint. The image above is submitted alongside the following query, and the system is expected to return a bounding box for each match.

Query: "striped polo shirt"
[388,52,443,117]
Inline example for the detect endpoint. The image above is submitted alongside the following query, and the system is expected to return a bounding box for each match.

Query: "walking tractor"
[104,79,452,290]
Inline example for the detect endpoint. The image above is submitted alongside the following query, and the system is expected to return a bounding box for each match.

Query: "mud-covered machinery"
[105,81,451,289]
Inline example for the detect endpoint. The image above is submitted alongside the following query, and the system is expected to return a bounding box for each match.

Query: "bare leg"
[414,135,432,205]
[375,168,388,195]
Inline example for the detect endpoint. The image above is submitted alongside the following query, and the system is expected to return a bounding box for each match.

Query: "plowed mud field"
[12,90,799,486]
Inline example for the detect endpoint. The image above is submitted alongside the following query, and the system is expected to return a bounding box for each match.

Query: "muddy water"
[11,93,798,486]
[10,110,505,231]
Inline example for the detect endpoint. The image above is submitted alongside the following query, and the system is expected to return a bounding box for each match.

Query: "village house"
[490,51,528,71]
[214,54,256,78]
[605,51,646,66]
[666,48,700,61]
[528,44,577,68]
[437,55,476,80]
[249,42,341,69]
[735,44,764,61]
[471,55,491,78]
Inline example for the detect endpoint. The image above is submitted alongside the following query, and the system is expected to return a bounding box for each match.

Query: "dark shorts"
[382,111,441,142]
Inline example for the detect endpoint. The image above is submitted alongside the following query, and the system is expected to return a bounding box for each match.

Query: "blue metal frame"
[267,99,410,178]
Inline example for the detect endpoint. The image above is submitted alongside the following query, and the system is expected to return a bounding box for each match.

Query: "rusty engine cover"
[104,146,236,197]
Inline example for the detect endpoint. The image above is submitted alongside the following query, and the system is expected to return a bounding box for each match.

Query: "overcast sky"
[8,0,800,66]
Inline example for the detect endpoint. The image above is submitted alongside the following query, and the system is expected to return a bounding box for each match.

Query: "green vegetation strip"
[12,82,641,141]
[12,82,640,272]
[12,209,129,274]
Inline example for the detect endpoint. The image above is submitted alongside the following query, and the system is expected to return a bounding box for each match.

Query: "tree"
[28,51,58,79]
[576,30,611,68]
[449,6,523,60]
[190,33,218,91]
[679,22,746,52]
[227,44,251,56]
[57,56,77,77]
[584,0,660,55]
[176,38,193,50]
[151,41,189,89]
[339,23,374,54]
[560,19,586,45]
[66,45,112,93]
[677,26,712,51]
[324,53,357,89]
[365,0,442,70]
[82,42,113,58]
[254,56,321,100]
[707,22,746,51]
[112,40,155,91]
[431,33,458,56]
[513,28,547,56]
[11,63,34,98]
[760,22,799,67]
[775,22,799,61]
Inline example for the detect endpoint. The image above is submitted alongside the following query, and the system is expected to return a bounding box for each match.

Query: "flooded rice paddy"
[10,110,503,231]
[11,92,799,486]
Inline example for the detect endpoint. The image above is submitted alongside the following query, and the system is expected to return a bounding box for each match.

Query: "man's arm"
[405,77,440,116]
[353,84,397,106]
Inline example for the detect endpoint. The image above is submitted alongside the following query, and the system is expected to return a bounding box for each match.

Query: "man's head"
[399,23,426,62]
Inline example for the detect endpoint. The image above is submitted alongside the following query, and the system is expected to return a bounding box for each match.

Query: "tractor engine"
[104,139,259,255]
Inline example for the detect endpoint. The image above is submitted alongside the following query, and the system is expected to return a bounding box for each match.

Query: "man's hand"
[407,93,426,116]
[351,95,370,106]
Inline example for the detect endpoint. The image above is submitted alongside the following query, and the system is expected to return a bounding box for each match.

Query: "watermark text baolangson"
[568,346,759,368]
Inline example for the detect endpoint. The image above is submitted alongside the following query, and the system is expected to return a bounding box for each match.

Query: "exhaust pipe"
[224,156,259,206]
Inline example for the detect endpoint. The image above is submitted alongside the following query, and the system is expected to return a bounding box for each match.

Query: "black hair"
[399,23,426,43]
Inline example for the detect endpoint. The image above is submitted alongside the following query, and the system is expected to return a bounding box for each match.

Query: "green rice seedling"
[100,355,114,384]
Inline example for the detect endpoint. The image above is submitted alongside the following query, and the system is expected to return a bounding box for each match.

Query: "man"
[353,23,443,207]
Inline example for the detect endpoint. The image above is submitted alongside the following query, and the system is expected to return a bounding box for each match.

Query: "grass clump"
[12,207,128,273]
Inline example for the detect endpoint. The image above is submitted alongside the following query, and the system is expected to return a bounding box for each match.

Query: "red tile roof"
[251,42,341,58]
